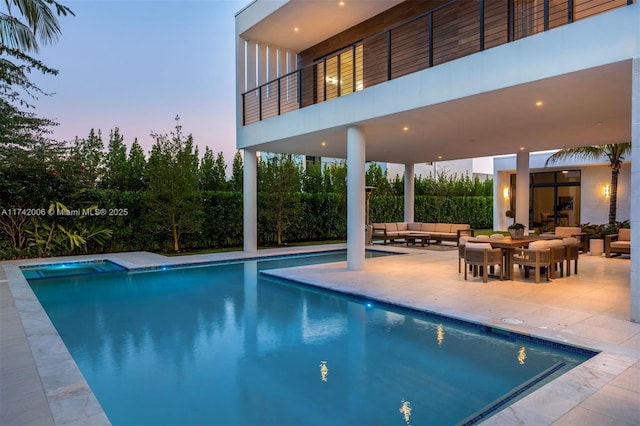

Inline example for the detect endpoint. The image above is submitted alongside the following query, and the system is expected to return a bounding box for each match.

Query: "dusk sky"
[31,0,252,168]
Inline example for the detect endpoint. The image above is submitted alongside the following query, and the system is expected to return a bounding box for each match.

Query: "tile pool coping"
[1,245,638,425]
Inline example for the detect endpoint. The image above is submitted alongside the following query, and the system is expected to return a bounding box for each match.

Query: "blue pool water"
[28,251,594,425]
[21,260,126,279]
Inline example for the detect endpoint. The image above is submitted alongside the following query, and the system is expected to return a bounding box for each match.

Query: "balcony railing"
[242,0,632,125]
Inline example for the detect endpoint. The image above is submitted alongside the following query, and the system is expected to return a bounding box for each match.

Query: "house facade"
[494,152,632,231]
[235,0,639,321]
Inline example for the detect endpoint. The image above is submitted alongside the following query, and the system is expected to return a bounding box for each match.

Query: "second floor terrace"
[239,0,634,126]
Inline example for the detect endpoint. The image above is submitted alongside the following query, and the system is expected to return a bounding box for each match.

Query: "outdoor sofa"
[372,222,473,246]
[605,228,631,258]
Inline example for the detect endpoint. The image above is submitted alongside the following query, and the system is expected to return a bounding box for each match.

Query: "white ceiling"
[240,0,405,52]
[249,60,631,164]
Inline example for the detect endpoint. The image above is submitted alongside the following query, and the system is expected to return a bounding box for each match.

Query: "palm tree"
[1,0,73,53]
[545,143,632,225]
[1,0,73,110]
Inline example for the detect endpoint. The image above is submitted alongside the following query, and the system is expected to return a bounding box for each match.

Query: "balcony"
[242,0,632,126]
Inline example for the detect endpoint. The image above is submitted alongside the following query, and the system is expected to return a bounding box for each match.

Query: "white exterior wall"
[495,170,513,230]
[493,154,632,231]
[631,56,639,322]
[580,164,632,224]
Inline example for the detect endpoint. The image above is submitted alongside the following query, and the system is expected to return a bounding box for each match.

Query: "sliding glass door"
[510,169,581,231]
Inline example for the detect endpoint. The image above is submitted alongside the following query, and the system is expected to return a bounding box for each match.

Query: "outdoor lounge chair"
[605,228,631,258]
[464,243,503,283]
[512,240,551,283]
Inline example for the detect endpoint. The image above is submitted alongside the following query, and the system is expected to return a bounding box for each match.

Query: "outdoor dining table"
[467,236,543,280]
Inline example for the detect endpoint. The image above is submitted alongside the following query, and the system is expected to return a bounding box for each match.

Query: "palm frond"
[544,143,631,168]
[2,0,73,51]
[604,143,632,166]
[47,0,74,17]
[544,146,606,167]
[12,0,61,46]
[0,12,38,51]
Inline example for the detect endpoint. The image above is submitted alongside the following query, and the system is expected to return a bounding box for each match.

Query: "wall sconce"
[604,184,610,197]
[503,187,510,199]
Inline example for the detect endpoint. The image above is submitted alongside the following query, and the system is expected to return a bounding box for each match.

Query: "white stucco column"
[492,170,501,229]
[516,151,530,234]
[630,57,639,322]
[404,164,415,222]
[243,149,257,252]
[245,41,257,91]
[347,126,366,271]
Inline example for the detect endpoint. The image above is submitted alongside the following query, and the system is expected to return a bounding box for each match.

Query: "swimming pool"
[27,251,594,425]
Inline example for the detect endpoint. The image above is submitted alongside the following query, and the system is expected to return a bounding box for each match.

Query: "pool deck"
[1,245,638,425]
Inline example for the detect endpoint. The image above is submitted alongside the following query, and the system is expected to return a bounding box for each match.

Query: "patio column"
[516,151,530,234]
[347,125,366,271]
[630,57,639,322]
[404,164,415,223]
[243,149,257,252]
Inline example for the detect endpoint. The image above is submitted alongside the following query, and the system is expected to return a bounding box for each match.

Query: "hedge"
[0,191,493,257]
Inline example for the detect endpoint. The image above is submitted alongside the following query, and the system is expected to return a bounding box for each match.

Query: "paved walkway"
[1,245,638,425]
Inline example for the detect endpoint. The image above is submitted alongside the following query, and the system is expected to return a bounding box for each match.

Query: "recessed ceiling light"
[535,101,543,107]
[339,1,345,5]
[437,155,443,160]
[294,27,299,32]
[321,141,327,146]
[520,147,525,150]
[402,126,409,131]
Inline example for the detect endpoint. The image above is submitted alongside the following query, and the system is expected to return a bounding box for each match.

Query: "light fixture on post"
[604,184,611,197]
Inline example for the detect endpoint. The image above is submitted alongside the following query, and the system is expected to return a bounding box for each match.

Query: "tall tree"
[323,161,347,194]
[199,147,215,190]
[545,143,632,225]
[147,116,201,252]
[199,148,226,191]
[0,97,56,147]
[366,162,392,195]
[71,129,103,186]
[230,151,243,192]
[212,151,227,191]
[258,153,301,246]
[127,138,147,191]
[302,159,323,193]
[102,128,128,189]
